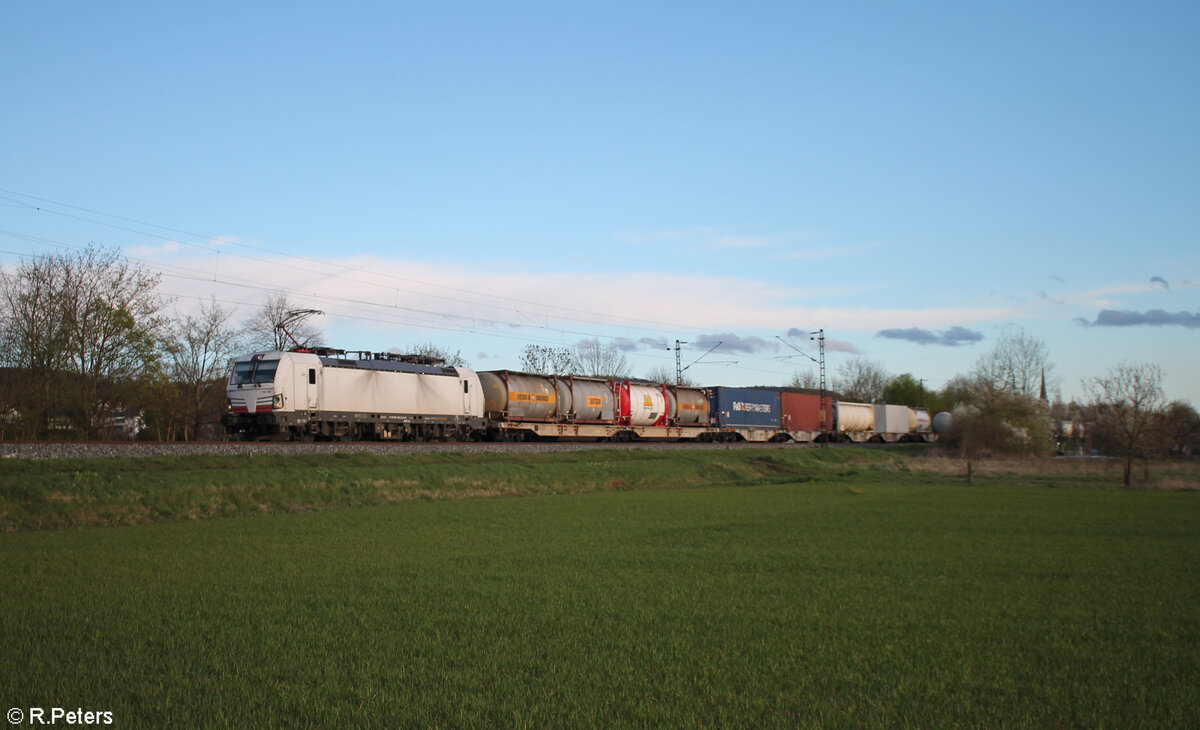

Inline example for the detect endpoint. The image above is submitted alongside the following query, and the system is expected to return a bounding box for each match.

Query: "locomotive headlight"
[273,393,284,409]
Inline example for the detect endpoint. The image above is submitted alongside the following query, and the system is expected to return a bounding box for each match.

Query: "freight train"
[222,349,940,444]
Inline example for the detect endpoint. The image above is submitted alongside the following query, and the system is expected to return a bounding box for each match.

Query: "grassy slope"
[1,449,1198,727]
[1,447,923,532]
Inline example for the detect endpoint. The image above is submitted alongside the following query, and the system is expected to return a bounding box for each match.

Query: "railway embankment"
[2,444,1194,532]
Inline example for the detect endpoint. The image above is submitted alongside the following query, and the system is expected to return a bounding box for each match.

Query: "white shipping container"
[873,404,911,434]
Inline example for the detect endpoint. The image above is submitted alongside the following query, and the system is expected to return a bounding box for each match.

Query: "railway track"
[0,439,834,460]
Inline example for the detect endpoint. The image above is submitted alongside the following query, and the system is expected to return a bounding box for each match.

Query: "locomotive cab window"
[309,368,316,385]
[230,358,280,386]
[463,381,469,393]
[230,361,254,385]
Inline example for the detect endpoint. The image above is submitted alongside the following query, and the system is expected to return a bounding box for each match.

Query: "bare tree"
[645,365,695,386]
[573,339,631,380]
[787,369,819,390]
[1083,362,1165,487]
[978,328,1055,400]
[244,292,323,351]
[520,344,577,375]
[833,357,889,402]
[398,341,468,367]
[166,299,245,440]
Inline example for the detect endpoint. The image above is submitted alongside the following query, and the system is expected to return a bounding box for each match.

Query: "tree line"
[794,330,1198,486]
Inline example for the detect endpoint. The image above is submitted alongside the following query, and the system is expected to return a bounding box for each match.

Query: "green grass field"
[1,448,1198,728]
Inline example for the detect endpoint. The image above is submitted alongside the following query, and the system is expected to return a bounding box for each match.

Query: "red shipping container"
[780,392,833,432]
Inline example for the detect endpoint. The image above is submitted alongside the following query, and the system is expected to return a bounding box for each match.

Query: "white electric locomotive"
[222,349,486,441]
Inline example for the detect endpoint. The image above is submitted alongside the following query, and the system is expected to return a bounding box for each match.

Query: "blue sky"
[3,1,1198,405]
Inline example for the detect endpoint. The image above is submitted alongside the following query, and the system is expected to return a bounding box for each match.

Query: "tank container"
[835,401,874,433]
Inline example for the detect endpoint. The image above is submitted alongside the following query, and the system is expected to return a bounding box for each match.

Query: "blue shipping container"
[708,387,782,429]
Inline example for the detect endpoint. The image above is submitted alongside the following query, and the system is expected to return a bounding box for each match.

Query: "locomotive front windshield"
[230,358,280,386]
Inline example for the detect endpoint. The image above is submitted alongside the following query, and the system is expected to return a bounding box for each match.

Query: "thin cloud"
[785,327,860,354]
[691,333,778,354]
[1078,309,1200,329]
[823,338,861,354]
[125,235,239,258]
[614,227,773,249]
[876,326,984,346]
[781,242,875,260]
[708,234,775,249]
[1067,278,1200,307]
[612,227,716,244]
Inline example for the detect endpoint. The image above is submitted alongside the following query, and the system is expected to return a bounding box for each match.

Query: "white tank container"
[627,384,666,426]
[913,408,932,433]
[836,401,874,433]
